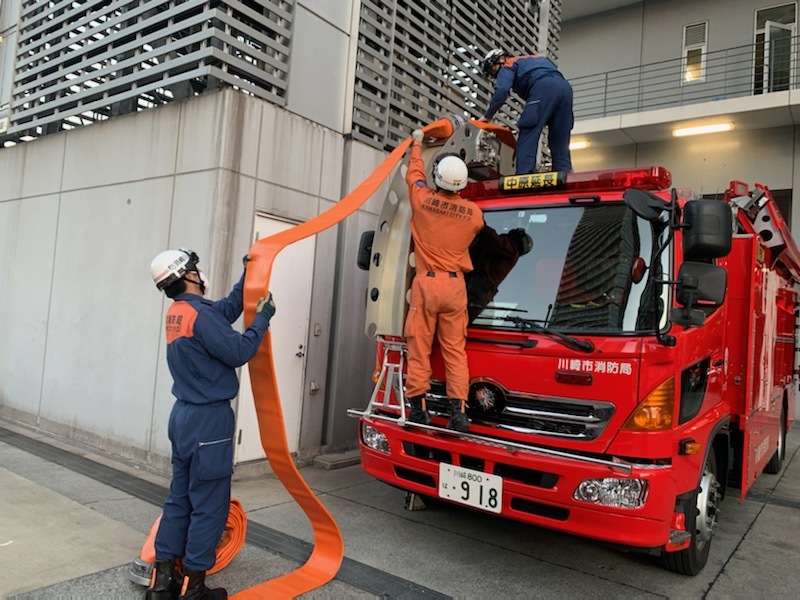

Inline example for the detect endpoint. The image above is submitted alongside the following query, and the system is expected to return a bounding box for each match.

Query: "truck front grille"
[401,441,559,490]
[426,380,614,440]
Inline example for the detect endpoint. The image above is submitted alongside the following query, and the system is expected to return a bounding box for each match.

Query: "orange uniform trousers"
[404,270,469,400]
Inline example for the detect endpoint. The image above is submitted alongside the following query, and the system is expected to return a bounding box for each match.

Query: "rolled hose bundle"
[135,498,247,578]
[209,498,247,574]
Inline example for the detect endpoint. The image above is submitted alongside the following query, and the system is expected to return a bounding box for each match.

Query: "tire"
[659,451,721,575]
[764,407,786,475]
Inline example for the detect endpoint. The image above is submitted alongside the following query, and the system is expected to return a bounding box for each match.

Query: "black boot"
[447,399,470,432]
[407,394,432,425]
[145,559,180,600]
[178,569,227,600]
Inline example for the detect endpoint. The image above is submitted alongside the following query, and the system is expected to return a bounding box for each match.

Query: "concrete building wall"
[286,1,356,132]
[561,0,779,78]
[0,88,383,468]
[560,4,646,75]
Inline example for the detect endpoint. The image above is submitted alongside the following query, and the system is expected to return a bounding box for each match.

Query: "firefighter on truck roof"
[479,48,574,174]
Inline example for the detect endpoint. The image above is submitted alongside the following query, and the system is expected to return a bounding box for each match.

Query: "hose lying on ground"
[134,498,247,579]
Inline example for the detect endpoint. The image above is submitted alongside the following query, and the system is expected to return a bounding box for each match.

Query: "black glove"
[256,292,276,323]
[508,228,533,255]
[243,254,252,270]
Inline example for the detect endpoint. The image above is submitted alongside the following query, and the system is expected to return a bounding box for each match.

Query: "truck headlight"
[573,478,648,509]
[361,422,390,454]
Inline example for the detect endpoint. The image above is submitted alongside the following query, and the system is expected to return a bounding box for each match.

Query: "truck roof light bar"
[464,166,673,199]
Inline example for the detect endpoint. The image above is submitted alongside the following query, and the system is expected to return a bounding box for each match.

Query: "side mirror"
[357,230,375,271]
[623,189,669,222]
[682,200,732,259]
[670,262,727,327]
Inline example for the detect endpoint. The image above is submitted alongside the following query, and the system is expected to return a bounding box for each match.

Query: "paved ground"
[2,418,800,599]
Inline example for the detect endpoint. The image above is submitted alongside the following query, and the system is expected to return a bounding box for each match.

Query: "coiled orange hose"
[138,498,247,575]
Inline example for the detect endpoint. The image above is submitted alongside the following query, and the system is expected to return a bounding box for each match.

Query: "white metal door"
[234,215,315,462]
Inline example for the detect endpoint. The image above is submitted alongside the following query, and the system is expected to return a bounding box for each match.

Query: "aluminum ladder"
[364,337,409,421]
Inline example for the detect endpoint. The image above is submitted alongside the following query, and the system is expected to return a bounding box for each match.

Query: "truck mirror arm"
[649,226,677,347]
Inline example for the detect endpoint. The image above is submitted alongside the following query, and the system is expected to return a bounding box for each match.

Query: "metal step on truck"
[348,119,797,575]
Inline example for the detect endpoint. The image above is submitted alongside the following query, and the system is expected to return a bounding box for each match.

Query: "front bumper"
[358,415,678,549]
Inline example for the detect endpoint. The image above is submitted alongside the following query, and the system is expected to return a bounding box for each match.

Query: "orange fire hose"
[233,118,460,599]
[471,119,517,148]
[212,498,248,574]
[138,498,247,575]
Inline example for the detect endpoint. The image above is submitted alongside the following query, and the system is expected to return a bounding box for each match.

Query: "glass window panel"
[685,48,703,83]
[756,3,796,28]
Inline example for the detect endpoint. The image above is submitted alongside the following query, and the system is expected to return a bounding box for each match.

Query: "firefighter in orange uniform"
[404,129,484,431]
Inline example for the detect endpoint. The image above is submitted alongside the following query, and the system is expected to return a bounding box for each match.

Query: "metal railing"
[570,36,797,120]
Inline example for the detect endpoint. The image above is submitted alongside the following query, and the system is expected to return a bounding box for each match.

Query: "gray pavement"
[1,419,800,599]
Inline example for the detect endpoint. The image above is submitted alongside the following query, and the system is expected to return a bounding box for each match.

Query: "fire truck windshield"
[467,202,669,334]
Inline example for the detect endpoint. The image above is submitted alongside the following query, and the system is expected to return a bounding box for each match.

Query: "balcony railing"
[570,36,797,120]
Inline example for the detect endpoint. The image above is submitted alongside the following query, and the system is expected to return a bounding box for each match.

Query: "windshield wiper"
[472,303,529,314]
[502,316,595,353]
[467,336,538,348]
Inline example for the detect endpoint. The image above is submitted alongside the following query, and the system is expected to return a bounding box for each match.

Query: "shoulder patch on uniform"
[166,301,198,344]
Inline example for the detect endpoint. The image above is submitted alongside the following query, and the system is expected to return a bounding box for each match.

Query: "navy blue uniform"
[155,273,269,571]
[484,55,574,174]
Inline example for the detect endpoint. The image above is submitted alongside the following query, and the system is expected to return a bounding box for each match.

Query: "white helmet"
[481,48,507,77]
[150,247,199,290]
[433,154,469,192]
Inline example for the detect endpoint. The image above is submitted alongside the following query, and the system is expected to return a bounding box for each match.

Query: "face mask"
[199,271,210,295]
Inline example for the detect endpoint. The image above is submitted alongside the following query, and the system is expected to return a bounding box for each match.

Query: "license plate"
[438,463,503,514]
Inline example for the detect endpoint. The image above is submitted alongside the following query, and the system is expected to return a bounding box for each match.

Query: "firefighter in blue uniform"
[479,48,574,174]
[147,248,275,600]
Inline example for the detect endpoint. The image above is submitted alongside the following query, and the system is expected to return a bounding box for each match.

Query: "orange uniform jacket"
[405,143,484,273]
[403,142,483,401]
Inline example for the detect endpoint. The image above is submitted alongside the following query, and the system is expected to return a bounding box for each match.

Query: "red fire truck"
[350,121,797,575]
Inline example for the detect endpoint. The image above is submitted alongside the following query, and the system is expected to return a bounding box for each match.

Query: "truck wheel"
[659,451,721,575]
[764,408,786,474]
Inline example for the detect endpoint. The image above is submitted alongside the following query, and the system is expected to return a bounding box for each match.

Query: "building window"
[682,22,708,84]
[754,3,796,94]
